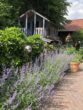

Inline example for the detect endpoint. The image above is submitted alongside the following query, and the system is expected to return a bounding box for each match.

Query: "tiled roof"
[64,19,83,31]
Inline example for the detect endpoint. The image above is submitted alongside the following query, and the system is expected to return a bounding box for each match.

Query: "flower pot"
[70,62,80,73]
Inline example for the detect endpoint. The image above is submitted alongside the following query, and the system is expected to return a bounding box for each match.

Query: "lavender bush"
[0,52,74,110]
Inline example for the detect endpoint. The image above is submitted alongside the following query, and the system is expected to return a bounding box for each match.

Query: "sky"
[66,0,83,19]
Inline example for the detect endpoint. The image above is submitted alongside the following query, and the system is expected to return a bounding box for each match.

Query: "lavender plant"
[0,51,74,110]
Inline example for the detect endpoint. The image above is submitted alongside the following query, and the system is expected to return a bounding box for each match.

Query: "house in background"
[19,10,59,41]
[58,19,83,43]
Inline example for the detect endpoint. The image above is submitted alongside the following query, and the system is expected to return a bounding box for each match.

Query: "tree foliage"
[0,0,70,28]
[0,1,12,28]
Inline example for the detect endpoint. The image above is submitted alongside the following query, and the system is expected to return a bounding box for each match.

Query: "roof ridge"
[70,19,83,21]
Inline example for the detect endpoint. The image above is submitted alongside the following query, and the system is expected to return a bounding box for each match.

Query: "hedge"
[0,27,44,72]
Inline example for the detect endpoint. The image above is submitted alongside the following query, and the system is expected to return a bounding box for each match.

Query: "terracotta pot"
[70,62,80,73]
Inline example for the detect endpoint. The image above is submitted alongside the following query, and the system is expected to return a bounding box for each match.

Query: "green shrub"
[64,47,83,61]
[44,43,56,50]
[72,54,82,62]
[79,48,83,55]
[78,48,83,61]
[72,29,83,42]
[0,27,28,68]
[26,34,44,59]
[0,28,45,71]
[64,47,76,54]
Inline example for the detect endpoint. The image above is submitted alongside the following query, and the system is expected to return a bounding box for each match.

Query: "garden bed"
[0,52,74,110]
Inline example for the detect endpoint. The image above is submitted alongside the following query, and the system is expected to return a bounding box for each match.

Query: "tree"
[0,0,20,28]
[0,0,70,28]
[0,1,14,28]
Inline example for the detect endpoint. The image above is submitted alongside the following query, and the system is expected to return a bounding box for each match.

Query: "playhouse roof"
[19,10,50,22]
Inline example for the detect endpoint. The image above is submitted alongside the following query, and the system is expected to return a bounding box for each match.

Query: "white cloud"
[66,0,83,19]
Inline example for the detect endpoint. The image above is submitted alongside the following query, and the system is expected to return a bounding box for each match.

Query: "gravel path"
[41,63,83,110]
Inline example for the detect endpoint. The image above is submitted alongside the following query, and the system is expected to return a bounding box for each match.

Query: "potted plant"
[70,54,81,73]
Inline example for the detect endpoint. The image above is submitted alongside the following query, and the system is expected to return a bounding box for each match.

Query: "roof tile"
[64,19,83,31]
